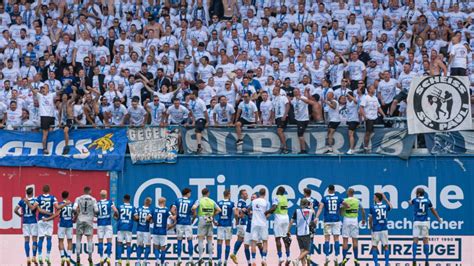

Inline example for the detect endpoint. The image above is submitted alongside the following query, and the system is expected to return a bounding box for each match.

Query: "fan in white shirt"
[377,71,399,115]
[235,92,258,145]
[213,96,235,126]
[292,88,315,154]
[360,85,385,150]
[126,97,147,127]
[258,91,273,125]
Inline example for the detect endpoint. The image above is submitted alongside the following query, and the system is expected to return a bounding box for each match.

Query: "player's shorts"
[137,231,151,246]
[58,226,73,239]
[22,223,38,237]
[413,221,430,238]
[297,235,311,251]
[76,221,94,236]
[197,217,214,237]
[243,232,252,245]
[217,227,232,240]
[342,220,359,238]
[117,231,132,243]
[372,230,389,246]
[237,225,246,238]
[176,224,193,239]
[273,220,290,238]
[38,220,53,237]
[152,235,167,246]
[323,222,341,236]
[251,225,268,242]
[98,225,113,239]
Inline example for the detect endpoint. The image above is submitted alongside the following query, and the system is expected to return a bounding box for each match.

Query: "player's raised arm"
[382,193,392,210]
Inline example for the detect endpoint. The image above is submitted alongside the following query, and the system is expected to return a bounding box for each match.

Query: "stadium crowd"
[0,0,473,153]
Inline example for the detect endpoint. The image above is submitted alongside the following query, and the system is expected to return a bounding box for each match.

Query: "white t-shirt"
[272,95,289,119]
[327,99,340,122]
[167,105,190,124]
[238,101,258,122]
[106,104,128,125]
[74,39,93,64]
[127,106,146,126]
[346,60,366,81]
[6,107,22,127]
[398,71,416,90]
[259,99,273,125]
[251,198,269,228]
[360,94,381,120]
[147,102,166,126]
[292,96,310,122]
[36,93,55,117]
[346,100,359,122]
[198,86,216,105]
[188,98,207,120]
[378,79,398,103]
[213,103,235,125]
[449,43,468,69]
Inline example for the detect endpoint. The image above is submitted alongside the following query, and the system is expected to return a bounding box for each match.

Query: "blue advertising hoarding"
[0,128,127,171]
[116,155,472,236]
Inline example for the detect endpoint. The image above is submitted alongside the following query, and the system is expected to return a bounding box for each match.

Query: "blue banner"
[425,131,474,154]
[0,128,127,171]
[116,156,473,236]
[181,127,416,159]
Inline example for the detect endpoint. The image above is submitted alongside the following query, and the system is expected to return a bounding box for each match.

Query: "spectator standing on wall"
[32,85,56,155]
[360,86,385,153]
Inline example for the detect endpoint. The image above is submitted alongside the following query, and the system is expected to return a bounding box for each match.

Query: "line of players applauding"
[16,184,442,266]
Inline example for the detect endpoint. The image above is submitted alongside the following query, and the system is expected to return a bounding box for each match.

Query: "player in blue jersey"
[215,190,237,265]
[369,192,393,266]
[35,185,59,265]
[15,187,39,266]
[42,191,74,266]
[134,197,153,265]
[409,187,442,266]
[115,194,135,266]
[170,188,196,265]
[302,187,319,265]
[96,190,118,265]
[315,184,349,265]
[230,189,249,264]
[151,197,175,266]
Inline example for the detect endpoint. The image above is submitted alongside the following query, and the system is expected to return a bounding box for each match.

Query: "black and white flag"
[407,76,472,134]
